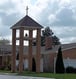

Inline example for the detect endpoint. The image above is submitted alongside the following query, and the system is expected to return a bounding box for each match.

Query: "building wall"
[53,48,76,73]
[16,54,44,72]
[15,48,76,73]
[45,48,76,73]
[62,48,76,59]
[1,47,76,72]
[43,53,55,72]
[0,55,11,69]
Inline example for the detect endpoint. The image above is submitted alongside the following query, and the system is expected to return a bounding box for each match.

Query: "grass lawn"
[0,70,76,79]
[0,70,11,73]
[18,71,76,79]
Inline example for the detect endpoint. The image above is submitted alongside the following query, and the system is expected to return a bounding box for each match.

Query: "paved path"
[0,75,55,79]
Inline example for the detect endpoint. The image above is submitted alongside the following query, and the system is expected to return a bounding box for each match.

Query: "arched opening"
[16,53,19,60]
[32,58,36,72]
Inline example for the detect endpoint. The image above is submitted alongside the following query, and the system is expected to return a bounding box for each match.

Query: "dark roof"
[0,43,76,55]
[49,43,76,53]
[11,15,43,29]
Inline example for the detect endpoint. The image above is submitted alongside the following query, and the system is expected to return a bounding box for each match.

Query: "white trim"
[62,47,76,51]
[56,47,76,53]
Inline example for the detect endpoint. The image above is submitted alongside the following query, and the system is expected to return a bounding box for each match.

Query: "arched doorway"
[32,58,36,72]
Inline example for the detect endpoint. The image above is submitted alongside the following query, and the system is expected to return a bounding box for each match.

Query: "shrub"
[55,46,65,73]
[66,66,76,73]
[0,66,5,70]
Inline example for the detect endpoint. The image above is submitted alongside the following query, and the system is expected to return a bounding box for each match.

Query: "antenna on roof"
[26,6,29,15]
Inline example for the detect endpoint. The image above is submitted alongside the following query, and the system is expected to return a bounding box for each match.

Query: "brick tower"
[10,7,43,73]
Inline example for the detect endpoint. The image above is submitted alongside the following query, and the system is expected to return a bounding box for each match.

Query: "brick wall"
[62,48,76,59]
[44,48,76,73]
[45,36,52,50]
[43,53,55,72]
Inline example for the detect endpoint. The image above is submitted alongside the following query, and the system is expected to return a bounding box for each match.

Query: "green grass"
[18,71,76,79]
[0,70,11,73]
[0,70,76,79]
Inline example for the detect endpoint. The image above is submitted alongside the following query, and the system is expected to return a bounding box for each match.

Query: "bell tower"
[11,7,43,73]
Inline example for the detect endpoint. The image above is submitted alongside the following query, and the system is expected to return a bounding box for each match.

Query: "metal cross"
[26,6,29,15]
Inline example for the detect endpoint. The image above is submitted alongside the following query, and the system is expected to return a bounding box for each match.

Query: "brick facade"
[45,36,52,50]
[40,47,76,73]
[0,47,76,73]
[62,48,76,59]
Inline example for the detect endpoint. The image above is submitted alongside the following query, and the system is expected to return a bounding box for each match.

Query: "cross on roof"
[26,6,29,15]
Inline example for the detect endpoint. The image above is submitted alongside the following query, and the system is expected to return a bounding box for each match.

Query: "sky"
[0,0,76,44]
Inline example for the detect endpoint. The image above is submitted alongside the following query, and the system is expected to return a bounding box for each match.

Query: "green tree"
[32,26,60,46]
[41,27,60,46]
[55,46,65,73]
[42,27,53,37]
[52,35,61,45]
[41,27,53,46]
[0,39,10,45]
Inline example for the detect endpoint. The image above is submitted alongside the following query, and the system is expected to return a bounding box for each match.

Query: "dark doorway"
[0,56,2,66]
[16,53,19,60]
[32,58,36,72]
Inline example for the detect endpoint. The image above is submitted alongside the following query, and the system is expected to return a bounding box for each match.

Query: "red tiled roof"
[11,15,43,29]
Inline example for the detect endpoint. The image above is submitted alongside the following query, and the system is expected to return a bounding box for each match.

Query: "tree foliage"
[33,26,60,46]
[52,35,61,45]
[55,46,65,73]
[41,27,60,46]
[42,27,53,37]
[0,39,10,45]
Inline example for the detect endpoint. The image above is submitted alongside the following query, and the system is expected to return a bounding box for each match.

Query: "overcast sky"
[0,0,76,44]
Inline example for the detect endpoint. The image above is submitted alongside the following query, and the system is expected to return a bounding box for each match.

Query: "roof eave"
[10,25,43,29]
